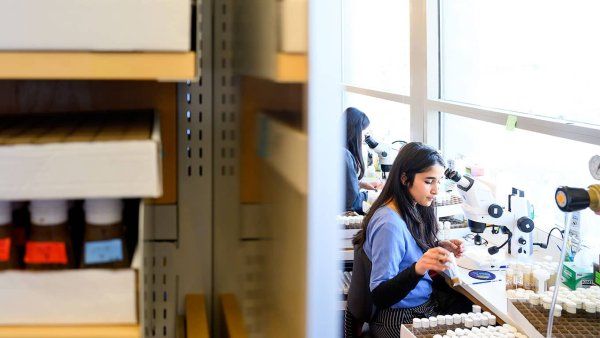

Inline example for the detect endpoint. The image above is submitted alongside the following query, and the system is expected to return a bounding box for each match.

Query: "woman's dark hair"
[345,107,370,180]
[353,142,445,250]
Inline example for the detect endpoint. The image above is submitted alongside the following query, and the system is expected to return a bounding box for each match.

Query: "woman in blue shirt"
[347,142,471,338]
[344,107,381,213]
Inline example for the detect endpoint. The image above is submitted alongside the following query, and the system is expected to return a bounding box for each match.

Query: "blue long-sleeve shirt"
[344,148,367,213]
[364,206,433,308]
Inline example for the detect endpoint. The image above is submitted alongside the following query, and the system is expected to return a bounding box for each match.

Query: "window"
[344,92,410,145]
[441,0,600,126]
[342,0,410,95]
[442,114,600,243]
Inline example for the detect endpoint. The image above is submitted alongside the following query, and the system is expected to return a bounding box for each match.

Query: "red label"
[24,241,67,264]
[0,238,10,262]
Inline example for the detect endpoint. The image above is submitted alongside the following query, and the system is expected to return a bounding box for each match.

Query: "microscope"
[364,135,405,179]
[445,169,535,269]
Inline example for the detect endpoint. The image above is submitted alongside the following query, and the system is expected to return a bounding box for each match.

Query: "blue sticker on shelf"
[84,239,123,265]
[468,270,496,281]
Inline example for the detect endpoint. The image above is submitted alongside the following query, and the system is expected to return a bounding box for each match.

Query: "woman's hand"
[438,239,465,258]
[359,180,384,191]
[415,247,451,275]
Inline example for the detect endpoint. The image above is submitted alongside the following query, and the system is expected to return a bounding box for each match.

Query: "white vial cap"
[445,315,453,323]
[453,314,461,324]
[84,199,123,225]
[473,317,481,327]
[429,316,438,327]
[488,315,497,325]
[0,201,11,226]
[465,318,473,328]
[413,318,422,328]
[30,200,68,225]
[472,305,481,313]
[584,301,596,313]
[433,335,443,338]
[421,318,429,328]
[446,329,455,336]
[437,315,446,325]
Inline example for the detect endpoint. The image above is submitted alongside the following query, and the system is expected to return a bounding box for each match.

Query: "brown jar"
[81,199,129,269]
[0,201,19,270]
[25,200,74,270]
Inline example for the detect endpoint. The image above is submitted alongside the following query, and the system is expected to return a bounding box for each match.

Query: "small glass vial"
[25,200,74,270]
[523,264,533,290]
[81,199,129,268]
[0,201,19,270]
[514,264,524,289]
[506,267,515,290]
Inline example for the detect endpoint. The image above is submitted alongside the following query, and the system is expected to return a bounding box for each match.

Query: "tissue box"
[562,262,594,290]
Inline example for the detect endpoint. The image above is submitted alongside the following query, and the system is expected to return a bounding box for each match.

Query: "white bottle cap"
[429,316,438,327]
[30,200,68,226]
[465,318,473,328]
[84,199,123,225]
[421,318,430,328]
[553,305,562,317]
[413,318,422,328]
[437,315,446,325]
[0,201,11,226]
[445,314,453,323]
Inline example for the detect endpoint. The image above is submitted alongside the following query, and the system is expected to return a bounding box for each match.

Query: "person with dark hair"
[344,107,382,213]
[345,142,472,338]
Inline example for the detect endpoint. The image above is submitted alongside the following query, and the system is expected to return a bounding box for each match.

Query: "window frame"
[342,0,600,147]
[341,0,600,235]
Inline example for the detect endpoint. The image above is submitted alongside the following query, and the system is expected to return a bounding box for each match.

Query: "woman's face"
[407,164,445,207]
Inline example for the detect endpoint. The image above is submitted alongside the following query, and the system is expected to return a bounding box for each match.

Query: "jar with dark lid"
[0,201,19,270]
[81,199,129,268]
[25,200,74,270]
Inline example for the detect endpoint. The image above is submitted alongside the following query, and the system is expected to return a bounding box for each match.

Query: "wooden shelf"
[0,52,196,81]
[0,325,139,338]
[275,53,307,83]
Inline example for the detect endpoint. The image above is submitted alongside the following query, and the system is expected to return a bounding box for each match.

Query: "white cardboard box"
[0,112,162,200]
[0,269,137,325]
[279,0,307,53]
[0,0,190,51]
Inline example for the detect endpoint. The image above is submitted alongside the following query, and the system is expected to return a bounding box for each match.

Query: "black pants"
[431,274,473,315]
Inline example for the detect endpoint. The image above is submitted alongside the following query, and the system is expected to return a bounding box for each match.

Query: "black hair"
[345,107,370,180]
[353,142,445,250]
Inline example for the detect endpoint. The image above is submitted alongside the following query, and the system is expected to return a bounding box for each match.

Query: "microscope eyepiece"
[444,168,462,183]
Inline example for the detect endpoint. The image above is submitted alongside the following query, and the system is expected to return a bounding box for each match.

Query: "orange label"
[24,241,67,264]
[0,238,10,262]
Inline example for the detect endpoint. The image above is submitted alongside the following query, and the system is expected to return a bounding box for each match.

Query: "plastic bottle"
[25,200,74,270]
[0,201,19,270]
[533,269,550,293]
[81,199,129,268]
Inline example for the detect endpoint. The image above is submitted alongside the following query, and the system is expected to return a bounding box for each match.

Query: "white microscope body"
[445,169,535,270]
